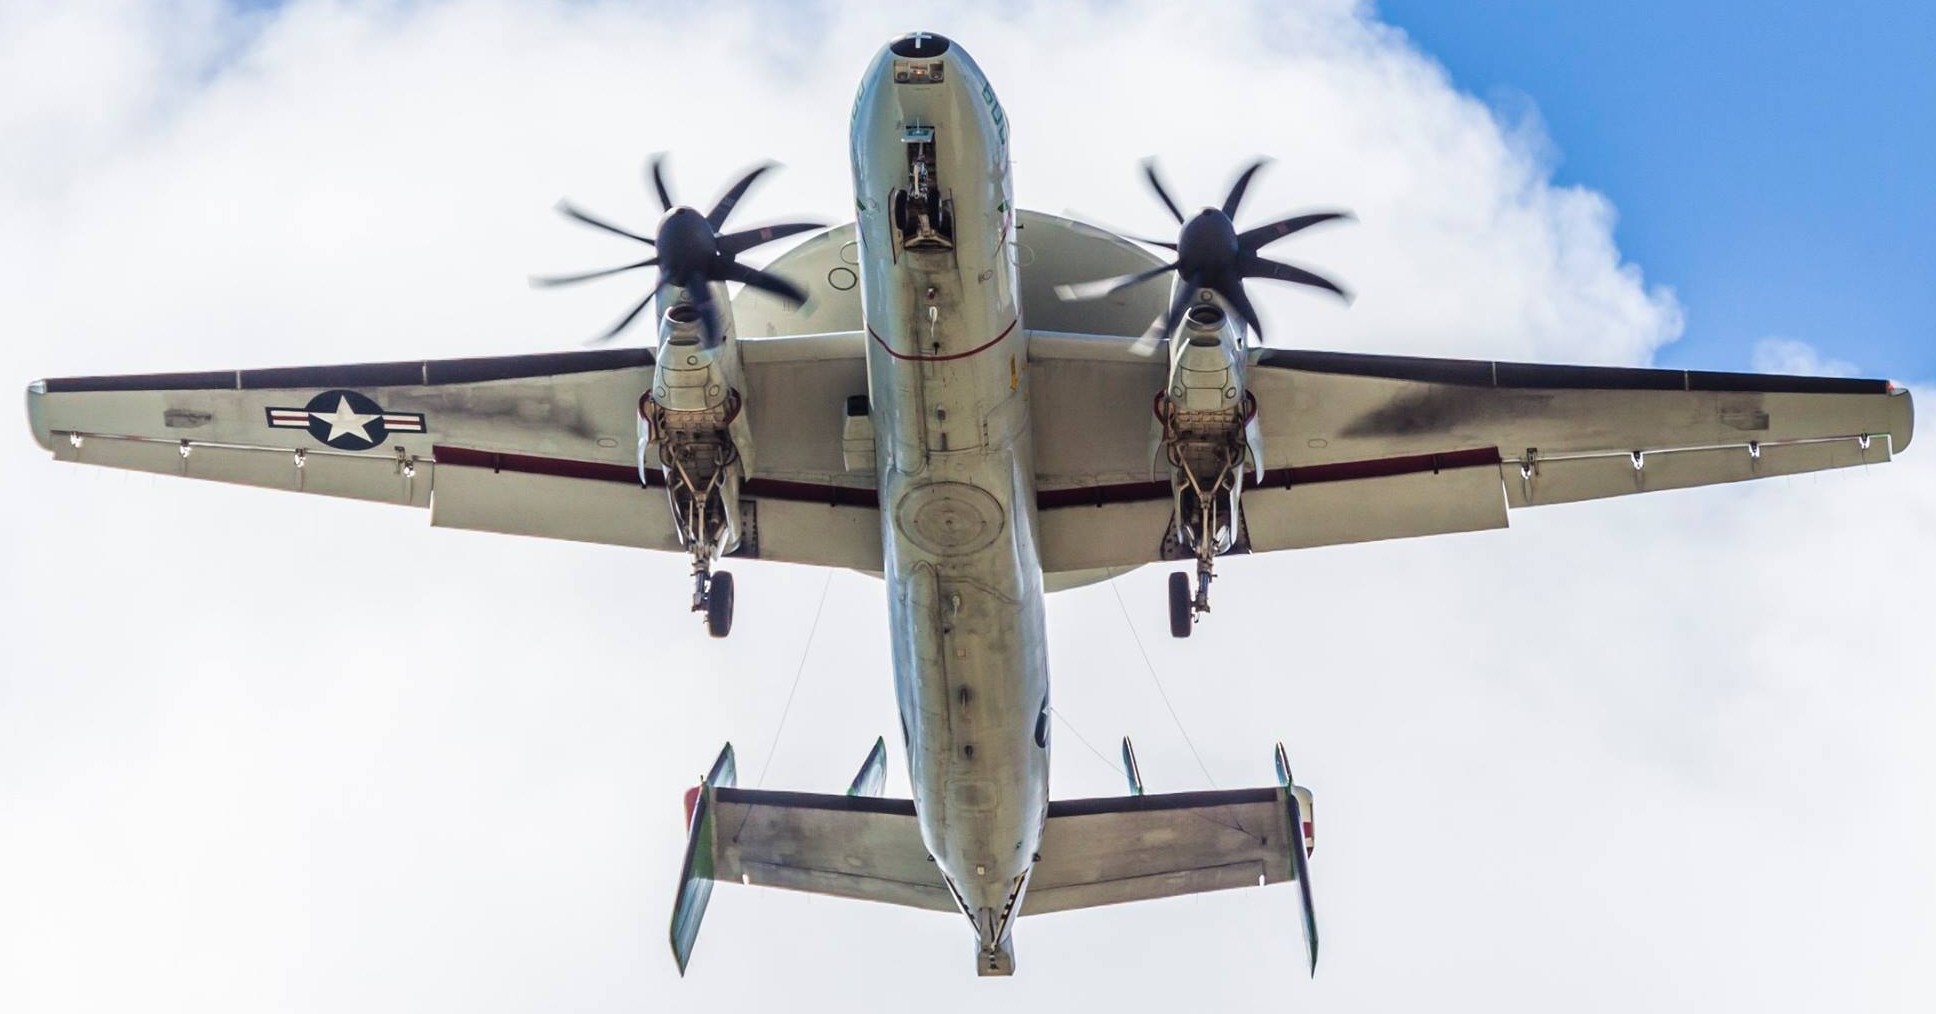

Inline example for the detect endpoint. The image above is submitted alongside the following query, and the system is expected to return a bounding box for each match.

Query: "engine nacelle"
[1158,294,1256,560]
[637,291,759,557]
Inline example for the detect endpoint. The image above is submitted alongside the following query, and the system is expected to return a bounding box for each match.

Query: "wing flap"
[429,458,682,550]
[1245,455,1507,551]
[52,432,432,506]
[1037,500,1173,573]
[1505,435,1889,508]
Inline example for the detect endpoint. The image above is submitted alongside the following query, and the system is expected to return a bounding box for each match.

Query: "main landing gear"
[645,388,745,640]
[1158,392,1250,639]
[679,505,736,640]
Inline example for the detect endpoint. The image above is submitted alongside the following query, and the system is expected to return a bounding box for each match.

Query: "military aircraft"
[22,32,1914,978]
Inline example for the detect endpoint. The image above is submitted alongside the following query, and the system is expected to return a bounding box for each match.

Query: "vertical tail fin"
[671,744,737,975]
[847,736,888,797]
[1274,741,1318,975]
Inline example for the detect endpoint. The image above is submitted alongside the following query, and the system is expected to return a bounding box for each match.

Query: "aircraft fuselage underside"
[852,34,1046,974]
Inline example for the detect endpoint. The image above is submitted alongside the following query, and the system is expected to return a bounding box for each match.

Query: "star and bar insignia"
[265,389,426,451]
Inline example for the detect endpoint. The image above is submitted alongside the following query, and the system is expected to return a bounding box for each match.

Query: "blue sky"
[1378,0,1936,380]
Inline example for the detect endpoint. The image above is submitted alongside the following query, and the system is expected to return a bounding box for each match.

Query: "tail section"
[847,736,888,798]
[667,741,1318,976]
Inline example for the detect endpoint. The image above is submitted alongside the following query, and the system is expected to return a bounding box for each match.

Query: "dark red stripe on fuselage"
[866,318,1018,363]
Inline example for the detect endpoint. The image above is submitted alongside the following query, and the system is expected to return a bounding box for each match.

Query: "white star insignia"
[311,395,378,443]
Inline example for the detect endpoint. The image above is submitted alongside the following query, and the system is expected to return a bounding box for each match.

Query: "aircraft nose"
[890,31,951,58]
[888,31,952,82]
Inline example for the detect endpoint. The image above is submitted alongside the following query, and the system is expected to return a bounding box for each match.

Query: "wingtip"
[1889,383,1914,453]
[24,379,53,453]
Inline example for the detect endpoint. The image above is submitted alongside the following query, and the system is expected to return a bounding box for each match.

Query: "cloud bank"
[1,2,1927,1013]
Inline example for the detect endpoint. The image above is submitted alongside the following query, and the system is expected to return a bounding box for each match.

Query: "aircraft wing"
[1029,332,1913,574]
[24,334,880,570]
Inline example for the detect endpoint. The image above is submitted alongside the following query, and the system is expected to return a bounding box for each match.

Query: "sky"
[1,2,1931,1012]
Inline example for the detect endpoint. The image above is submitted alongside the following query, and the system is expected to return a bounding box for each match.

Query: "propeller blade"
[529,257,658,288]
[707,162,776,230]
[1236,211,1352,252]
[555,201,655,245]
[1061,212,1180,251]
[1152,275,1197,344]
[1240,253,1352,302]
[650,155,675,212]
[715,221,824,258]
[1216,277,1264,343]
[1221,159,1268,219]
[588,288,658,344]
[1141,158,1186,224]
[1127,328,1167,358]
[687,272,724,347]
[723,261,809,307]
[1054,262,1176,302]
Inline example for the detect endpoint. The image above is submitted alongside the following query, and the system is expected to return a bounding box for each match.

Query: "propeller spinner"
[1057,159,1352,349]
[536,156,823,347]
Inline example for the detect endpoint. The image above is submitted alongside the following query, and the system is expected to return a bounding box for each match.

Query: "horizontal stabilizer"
[675,784,1312,947]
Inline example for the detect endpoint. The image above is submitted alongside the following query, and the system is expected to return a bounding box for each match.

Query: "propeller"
[536,155,824,346]
[1056,158,1351,352]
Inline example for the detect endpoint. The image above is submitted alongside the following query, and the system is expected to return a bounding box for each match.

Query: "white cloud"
[1752,337,1861,377]
[1,2,1928,1012]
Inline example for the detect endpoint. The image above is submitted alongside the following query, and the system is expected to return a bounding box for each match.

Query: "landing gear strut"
[646,388,745,639]
[1158,392,1251,638]
[677,495,736,640]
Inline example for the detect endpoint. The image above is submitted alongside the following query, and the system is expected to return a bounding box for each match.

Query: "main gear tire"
[706,571,735,639]
[1168,572,1193,639]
